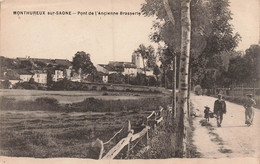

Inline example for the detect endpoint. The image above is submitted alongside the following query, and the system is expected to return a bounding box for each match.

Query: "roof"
[124,63,136,68]
[97,71,108,76]
[3,75,21,80]
[30,70,47,74]
[16,57,27,61]
[32,58,53,64]
[54,59,72,67]
[98,64,116,72]
[14,69,34,75]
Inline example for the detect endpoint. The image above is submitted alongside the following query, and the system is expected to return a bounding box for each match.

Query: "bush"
[0,80,11,89]
[0,96,60,111]
[35,97,59,106]
[69,96,171,113]
[102,92,108,96]
[14,82,45,90]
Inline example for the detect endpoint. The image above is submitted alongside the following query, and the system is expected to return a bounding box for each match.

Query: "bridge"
[80,81,164,93]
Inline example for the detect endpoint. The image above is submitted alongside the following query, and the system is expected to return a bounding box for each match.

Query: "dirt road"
[191,94,260,158]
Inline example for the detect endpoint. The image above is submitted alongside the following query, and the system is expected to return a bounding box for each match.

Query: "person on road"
[204,106,210,122]
[214,94,226,127]
[244,94,256,127]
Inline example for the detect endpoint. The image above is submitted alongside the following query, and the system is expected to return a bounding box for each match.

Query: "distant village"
[0,52,158,89]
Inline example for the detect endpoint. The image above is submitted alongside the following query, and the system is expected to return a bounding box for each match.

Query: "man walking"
[244,94,256,127]
[214,94,226,127]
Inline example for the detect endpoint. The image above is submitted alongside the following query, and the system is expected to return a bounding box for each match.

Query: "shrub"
[35,97,59,106]
[14,82,41,90]
[102,92,108,96]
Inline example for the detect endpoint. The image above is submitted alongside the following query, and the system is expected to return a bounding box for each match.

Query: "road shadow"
[219,125,247,128]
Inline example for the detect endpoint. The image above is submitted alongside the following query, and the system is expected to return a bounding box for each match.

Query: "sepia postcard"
[0,0,259,164]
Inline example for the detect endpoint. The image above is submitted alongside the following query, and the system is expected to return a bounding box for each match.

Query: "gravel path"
[191,94,259,158]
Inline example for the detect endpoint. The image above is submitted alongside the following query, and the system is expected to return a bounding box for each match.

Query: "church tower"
[132,52,141,68]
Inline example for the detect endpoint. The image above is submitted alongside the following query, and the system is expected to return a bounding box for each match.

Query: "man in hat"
[243,94,256,126]
[214,94,226,127]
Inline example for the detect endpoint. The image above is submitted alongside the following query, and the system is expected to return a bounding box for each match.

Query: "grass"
[0,95,171,113]
[0,89,164,104]
[0,94,171,158]
[137,123,176,159]
[0,110,150,158]
[186,102,202,158]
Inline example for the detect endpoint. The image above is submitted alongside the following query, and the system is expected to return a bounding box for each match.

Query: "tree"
[196,0,241,87]
[146,46,156,68]
[142,0,240,157]
[0,80,11,89]
[29,77,35,84]
[72,51,96,76]
[173,0,191,157]
[148,76,157,86]
[244,45,260,83]
[223,45,260,87]
[108,73,125,84]
[141,0,240,88]
[153,65,160,85]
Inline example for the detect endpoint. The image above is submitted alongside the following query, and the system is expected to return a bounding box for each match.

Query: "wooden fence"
[92,106,172,160]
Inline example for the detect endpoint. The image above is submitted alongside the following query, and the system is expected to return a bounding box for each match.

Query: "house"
[137,68,154,76]
[0,74,21,88]
[96,71,108,83]
[13,69,34,82]
[96,64,117,74]
[97,61,138,77]
[71,72,81,82]
[52,70,64,82]
[122,63,137,76]
[64,68,72,79]
[31,70,47,84]
[103,75,108,83]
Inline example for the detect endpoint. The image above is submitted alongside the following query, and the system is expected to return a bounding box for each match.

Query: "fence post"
[92,138,104,159]
[127,120,131,158]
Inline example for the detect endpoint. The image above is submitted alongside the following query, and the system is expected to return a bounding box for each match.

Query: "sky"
[0,0,259,65]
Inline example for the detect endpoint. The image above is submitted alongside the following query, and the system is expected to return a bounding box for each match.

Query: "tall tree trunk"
[175,0,191,157]
[172,55,177,119]
[187,66,191,116]
[165,69,168,88]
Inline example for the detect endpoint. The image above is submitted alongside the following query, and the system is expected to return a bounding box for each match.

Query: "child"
[204,106,210,122]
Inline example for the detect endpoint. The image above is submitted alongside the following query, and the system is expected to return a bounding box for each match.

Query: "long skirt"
[245,107,254,125]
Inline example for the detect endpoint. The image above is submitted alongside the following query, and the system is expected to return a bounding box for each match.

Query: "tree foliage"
[141,0,240,87]
[72,51,96,75]
[223,44,260,87]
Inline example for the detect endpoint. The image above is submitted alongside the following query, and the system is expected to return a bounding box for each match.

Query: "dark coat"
[204,108,210,118]
[214,99,226,114]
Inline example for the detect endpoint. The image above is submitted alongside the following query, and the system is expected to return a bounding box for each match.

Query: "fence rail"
[92,106,172,160]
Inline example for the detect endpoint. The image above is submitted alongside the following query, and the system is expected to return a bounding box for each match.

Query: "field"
[0,110,153,158]
[0,89,163,104]
[0,89,171,158]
